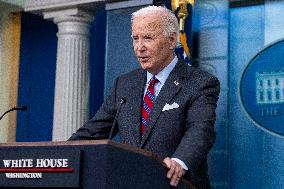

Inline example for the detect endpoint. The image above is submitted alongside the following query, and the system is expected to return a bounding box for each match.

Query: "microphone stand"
[108,98,125,139]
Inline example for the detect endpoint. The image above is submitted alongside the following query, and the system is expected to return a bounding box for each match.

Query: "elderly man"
[69,6,220,189]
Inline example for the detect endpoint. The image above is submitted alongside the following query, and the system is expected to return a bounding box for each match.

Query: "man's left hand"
[163,157,186,187]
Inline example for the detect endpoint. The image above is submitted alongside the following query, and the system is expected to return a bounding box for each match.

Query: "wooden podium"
[0,140,194,188]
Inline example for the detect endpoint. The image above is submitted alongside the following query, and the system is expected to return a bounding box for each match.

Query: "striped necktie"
[141,76,159,135]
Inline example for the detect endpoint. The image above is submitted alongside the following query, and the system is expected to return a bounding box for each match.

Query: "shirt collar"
[146,56,178,85]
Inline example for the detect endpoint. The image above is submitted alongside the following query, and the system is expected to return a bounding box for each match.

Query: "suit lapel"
[127,69,146,146]
[139,60,188,148]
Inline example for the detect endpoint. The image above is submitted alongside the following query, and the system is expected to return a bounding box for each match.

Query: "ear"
[168,32,177,50]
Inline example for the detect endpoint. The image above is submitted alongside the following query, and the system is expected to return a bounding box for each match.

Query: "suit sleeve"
[172,75,220,171]
[68,78,119,140]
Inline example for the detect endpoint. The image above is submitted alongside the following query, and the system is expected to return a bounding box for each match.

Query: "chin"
[140,62,152,71]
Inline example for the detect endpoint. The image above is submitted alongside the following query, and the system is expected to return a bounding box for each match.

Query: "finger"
[170,166,181,186]
[166,163,176,179]
[171,177,180,187]
[170,162,186,187]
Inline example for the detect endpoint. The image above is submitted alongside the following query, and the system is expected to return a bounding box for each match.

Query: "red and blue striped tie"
[141,76,158,135]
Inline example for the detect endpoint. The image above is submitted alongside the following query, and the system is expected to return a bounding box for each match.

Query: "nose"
[135,39,146,51]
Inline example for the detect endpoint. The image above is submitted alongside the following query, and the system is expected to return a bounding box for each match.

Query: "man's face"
[131,15,177,75]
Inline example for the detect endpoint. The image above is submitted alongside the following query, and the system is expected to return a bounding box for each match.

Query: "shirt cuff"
[171,158,188,171]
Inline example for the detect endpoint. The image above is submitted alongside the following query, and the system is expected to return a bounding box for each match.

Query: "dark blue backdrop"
[17,13,57,141]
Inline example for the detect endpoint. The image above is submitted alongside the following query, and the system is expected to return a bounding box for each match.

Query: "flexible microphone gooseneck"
[108,98,126,139]
[0,105,27,120]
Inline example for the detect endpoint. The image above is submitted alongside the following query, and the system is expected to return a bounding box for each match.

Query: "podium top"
[0,139,111,147]
[0,139,155,158]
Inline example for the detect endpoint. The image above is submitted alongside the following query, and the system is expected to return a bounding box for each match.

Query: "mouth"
[138,56,150,63]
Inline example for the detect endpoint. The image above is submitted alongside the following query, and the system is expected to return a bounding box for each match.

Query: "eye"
[144,35,153,42]
[132,36,139,43]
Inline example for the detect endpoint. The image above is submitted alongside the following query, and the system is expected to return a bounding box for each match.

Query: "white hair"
[131,6,180,43]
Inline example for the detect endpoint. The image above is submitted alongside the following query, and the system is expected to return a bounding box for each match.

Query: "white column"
[52,15,93,141]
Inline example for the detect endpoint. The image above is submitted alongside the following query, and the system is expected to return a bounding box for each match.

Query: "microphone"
[108,98,126,139]
[0,105,27,120]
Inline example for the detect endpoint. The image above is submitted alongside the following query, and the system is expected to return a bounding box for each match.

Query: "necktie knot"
[149,76,158,87]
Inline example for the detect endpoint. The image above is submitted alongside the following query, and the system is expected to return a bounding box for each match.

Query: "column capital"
[44,8,94,21]
[54,14,94,37]
[53,14,94,24]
